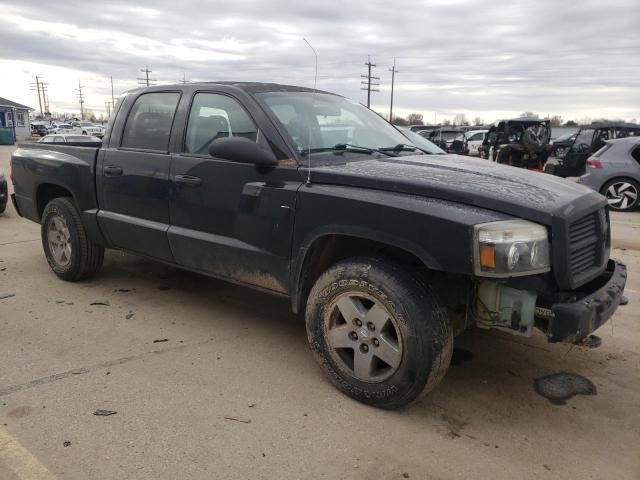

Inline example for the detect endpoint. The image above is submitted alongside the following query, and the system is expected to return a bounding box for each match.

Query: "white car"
[464,129,488,156]
[70,121,105,138]
[51,123,74,134]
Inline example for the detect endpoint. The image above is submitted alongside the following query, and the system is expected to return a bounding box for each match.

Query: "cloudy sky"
[1,0,638,123]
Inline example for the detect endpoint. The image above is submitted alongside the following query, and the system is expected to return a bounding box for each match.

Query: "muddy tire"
[41,197,104,281]
[305,257,453,409]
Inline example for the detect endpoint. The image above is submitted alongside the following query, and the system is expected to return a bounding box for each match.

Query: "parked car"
[546,122,640,178]
[70,121,105,138]
[480,118,553,170]
[30,123,48,137]
[0,172,7,214]
[423,128,466,154]
[550,132,577,158]
[408,125,439,134]
[10,82,627,409]
[38,134,102,144]
[464,129,488,156]
[579,136,640,211]
[51,123,74,134]
[396,127,446,154]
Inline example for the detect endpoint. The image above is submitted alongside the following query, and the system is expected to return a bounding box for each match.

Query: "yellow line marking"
[0,426,56,480]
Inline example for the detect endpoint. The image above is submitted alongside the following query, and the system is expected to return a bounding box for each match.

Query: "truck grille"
[565,208,608,286]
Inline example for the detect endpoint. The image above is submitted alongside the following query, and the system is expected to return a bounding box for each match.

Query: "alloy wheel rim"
[47,214,72,267]
[606,182,638,210]
[324,292,403,383]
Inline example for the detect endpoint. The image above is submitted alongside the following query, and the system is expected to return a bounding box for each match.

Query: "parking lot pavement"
[1,144,639,480]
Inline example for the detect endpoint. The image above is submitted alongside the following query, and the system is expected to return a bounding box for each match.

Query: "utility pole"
[110,76,115,109]
[389,58,398,122]
[42,85,50,116]
[30,76,44,117]
[105,101,112,118]
[138,65,156,87]
[360,56,379,109]
[76,81,85,120]
[180,71,189,84]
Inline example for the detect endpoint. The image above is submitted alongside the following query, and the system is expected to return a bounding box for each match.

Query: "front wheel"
[41,197,104,280]
[602,179,640,211]
[305,257,453,409]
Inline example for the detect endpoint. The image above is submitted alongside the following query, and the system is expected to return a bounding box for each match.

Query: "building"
[0,97,33,144]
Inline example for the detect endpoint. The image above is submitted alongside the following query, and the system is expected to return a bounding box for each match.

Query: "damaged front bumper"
[544,259,627,343]
[476,259,627,343]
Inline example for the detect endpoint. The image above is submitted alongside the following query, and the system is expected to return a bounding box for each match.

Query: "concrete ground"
[0,144,638,480]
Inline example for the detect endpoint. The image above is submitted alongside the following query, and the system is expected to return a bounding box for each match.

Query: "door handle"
[104,165,123,176]
[174,174,202,185]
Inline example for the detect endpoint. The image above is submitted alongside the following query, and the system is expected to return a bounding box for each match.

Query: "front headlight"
[474,220,550,276]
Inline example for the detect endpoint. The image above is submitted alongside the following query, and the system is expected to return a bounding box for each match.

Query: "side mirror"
[208,137,277,167]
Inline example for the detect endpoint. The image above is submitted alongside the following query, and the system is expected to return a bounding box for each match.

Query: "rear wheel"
[601,179,640,211]
[41,197,104,280]
[305,257,453,409]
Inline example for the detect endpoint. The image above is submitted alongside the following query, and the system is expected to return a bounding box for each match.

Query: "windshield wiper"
[301,143,395,157]
[379,144,420,153]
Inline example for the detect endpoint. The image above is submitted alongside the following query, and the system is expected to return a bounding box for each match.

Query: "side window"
[121,92,180,151]
[632,146,640,165]
[185,93,258,155]
[54,136,64,142]
[41,136,54,143]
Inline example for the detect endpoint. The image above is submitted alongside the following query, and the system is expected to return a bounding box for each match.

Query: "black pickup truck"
[10,83,628,409]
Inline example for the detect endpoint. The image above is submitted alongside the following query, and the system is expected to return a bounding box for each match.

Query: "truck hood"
[308,154,605,225]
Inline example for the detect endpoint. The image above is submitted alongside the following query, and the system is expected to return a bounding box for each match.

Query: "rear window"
[592,144,612,158]
[121,92,180,151]
[67,136,97,142]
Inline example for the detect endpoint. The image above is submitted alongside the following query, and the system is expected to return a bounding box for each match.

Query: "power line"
[138,65,157,87]
[389,58,398,122]
[360,55,380,108]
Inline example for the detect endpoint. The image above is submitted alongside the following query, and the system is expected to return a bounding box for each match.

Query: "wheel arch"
[36,182,75,220]
[290,228,440,314]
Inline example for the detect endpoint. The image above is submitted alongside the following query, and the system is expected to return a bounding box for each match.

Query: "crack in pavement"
[0,332,248,398]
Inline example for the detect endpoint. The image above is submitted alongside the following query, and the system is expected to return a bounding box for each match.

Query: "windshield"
[398,127,446,154]
[258,92,414,155]
[573,129,594,151]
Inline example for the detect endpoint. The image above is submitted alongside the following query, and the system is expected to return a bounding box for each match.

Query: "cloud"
[1,0,638,122]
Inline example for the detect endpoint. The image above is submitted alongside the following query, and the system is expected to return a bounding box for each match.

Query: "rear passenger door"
[97,91,181,261]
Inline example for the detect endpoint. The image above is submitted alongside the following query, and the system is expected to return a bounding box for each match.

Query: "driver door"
[168,91,302,293]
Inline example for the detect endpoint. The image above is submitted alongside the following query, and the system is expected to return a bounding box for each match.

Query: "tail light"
[586,158,602,169]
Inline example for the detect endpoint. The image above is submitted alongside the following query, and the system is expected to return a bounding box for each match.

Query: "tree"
[391,116,409,126]
[442,119,452,126]
[520,112,539,119]
[453,113,468,126]
[406,113,424,125]
[563,120,578,127]
[549,115,563,127]
[473,117,484,126]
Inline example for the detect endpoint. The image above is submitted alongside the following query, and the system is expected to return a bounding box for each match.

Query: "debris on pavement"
[0,293,15,300]
[126,311,135,320]
[115,288,135,293]
[63,441,71,447]
[153,338,169,343]
[224,415,251,424]
[93,410,117,416]
[247,403,256,408]
[90,301,110,306]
